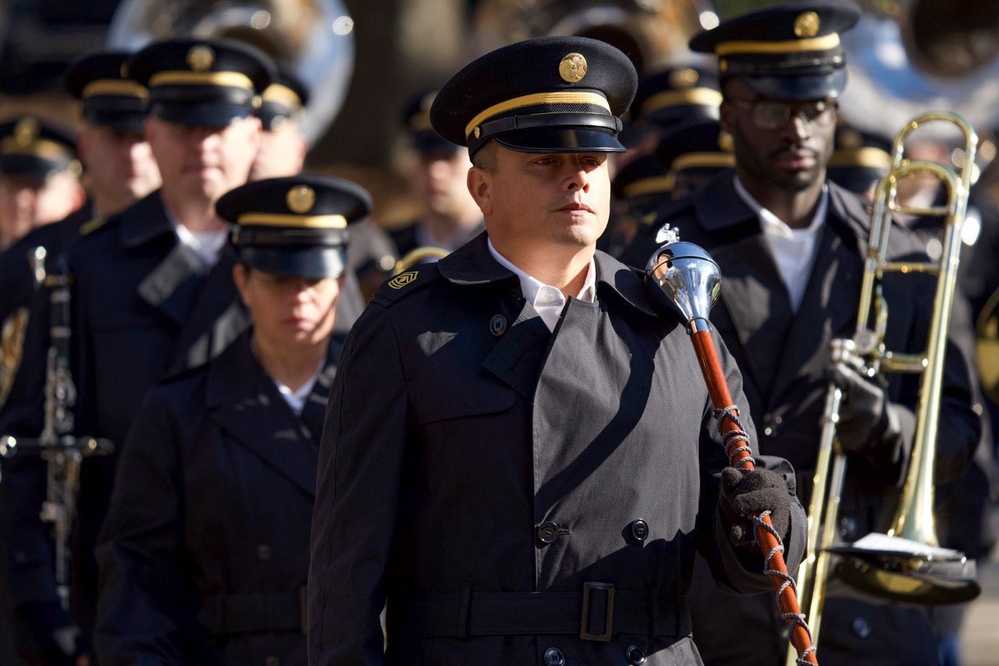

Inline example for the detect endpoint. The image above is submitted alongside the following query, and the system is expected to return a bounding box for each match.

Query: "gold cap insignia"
[669,67,699,90]
[718,130,734,153]
[719,59,728,74]
[187,45,216,72]
[251,95,262,109]
[559,53,588,83]
[839,128,862,149]
[388,271,418,289]
[473,127,481,139]
[13,117,38,148]
[794,12,820,38]
[287,185,316,213]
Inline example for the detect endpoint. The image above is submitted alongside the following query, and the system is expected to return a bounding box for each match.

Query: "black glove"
[825,361,903,463]
[16,600,85,666]
[718,467,791,551]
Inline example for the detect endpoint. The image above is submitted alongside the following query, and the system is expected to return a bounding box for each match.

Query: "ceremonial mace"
[646,229,818,665]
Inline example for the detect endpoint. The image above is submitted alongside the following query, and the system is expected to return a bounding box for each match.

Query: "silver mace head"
[646,231,720,333]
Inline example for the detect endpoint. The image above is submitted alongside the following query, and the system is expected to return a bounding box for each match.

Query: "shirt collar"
[733,176,828,237]
[486,237,596,305]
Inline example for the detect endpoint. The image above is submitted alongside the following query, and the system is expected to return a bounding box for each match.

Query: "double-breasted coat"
[95,331,342,666]
[1,190,251,642]
[622,174,981,665]
[308,233,807,666]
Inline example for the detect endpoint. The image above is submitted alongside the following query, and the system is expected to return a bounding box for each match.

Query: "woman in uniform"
[93,174,372,666]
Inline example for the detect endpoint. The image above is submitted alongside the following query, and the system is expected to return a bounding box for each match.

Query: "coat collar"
[205,332,340,497]
[118,190,174,249]
[436,231,671,322]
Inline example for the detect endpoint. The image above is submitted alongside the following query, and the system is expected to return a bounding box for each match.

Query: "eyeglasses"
[728,98,838,130]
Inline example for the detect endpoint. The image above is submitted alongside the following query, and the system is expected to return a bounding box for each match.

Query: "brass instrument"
[105,0,356,147]
[392,246,449,276]
[468,0,715,77]
[0,258,112,611]
[791,112,981,661]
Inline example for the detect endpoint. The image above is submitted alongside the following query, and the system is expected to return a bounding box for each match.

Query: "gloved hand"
[717,467,791,551]
[16,599,88,666]
[825,361,903,462]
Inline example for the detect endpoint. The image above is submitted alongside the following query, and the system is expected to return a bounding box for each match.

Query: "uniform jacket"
[95,331,342,666]
[1,190,251,639]
[623,174,981,665]
[308,233,807,666]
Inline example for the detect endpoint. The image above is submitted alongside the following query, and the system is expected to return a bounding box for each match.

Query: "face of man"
[720,78,837,194]
[0,171,85,249]
[250,121,308,181]
[410,147,476,220]
[77,124,162,213]
[469,144,611,256]
[145,114,262,207]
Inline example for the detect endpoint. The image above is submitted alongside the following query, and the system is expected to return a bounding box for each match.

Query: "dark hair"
[471,141,497,172]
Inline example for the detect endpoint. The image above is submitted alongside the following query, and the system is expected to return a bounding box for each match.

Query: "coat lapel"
[167,246,250,374]
[768,203,865,402]
[206,334,318,497]
[126,194,204,327]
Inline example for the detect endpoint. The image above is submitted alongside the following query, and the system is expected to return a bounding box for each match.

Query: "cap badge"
[794,12,820,38]
[14,117,38,148]
[669,67,699,90]
[473,127,481,139]
[840,129,862,149]
[389,271,418,290]
[559,53,588,83]
[718,130,734,153]
[186,45,216,72]
[287,185,316,213]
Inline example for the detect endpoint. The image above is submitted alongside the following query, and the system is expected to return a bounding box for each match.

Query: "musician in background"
[622,3,981,664]
[0,37,274,665]
[387,90,484,259]
[0,51,161,666]
[0,117,85,252]
[96,174,369,665]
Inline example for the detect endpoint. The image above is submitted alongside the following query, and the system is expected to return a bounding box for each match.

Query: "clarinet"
[0,255,113,611]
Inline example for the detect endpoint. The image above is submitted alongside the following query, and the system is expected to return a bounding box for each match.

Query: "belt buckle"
[579,581,614,641]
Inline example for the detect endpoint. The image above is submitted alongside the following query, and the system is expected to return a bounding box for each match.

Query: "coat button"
[629,519,649,542]
[257,545,272,561]
[626,645,647,665]
[851,617,871,639]
[537,521,560,544]
[489,314,507,336]
[544,647,566,666]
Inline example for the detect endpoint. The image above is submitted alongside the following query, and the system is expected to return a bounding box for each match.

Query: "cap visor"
[151,102,252,127]
[495,127,626,154]
[84,110,147,135]
[240,246,347,280]
[0,155,67,180]
[741,69,847,101]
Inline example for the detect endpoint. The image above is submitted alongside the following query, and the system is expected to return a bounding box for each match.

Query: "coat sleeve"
[93,389,199,665]
[308,302,409,666]
[696,328,807,595]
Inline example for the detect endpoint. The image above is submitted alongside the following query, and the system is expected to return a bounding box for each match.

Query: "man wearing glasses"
[621,2,980,665]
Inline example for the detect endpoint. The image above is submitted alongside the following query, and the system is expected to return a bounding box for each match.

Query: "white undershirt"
[734,177,827,313]
[487,238,596,332]
[173,221,229,272]
[272,357,326,415]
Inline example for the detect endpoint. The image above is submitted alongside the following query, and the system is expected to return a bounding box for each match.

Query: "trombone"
[791,111,981,661]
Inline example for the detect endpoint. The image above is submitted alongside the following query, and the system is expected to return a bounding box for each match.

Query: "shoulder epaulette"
[371,265,441,306]
[79,216,107,236]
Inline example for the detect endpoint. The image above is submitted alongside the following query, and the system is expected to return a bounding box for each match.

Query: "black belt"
[390,582,690,642]
[198,588,306,636]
